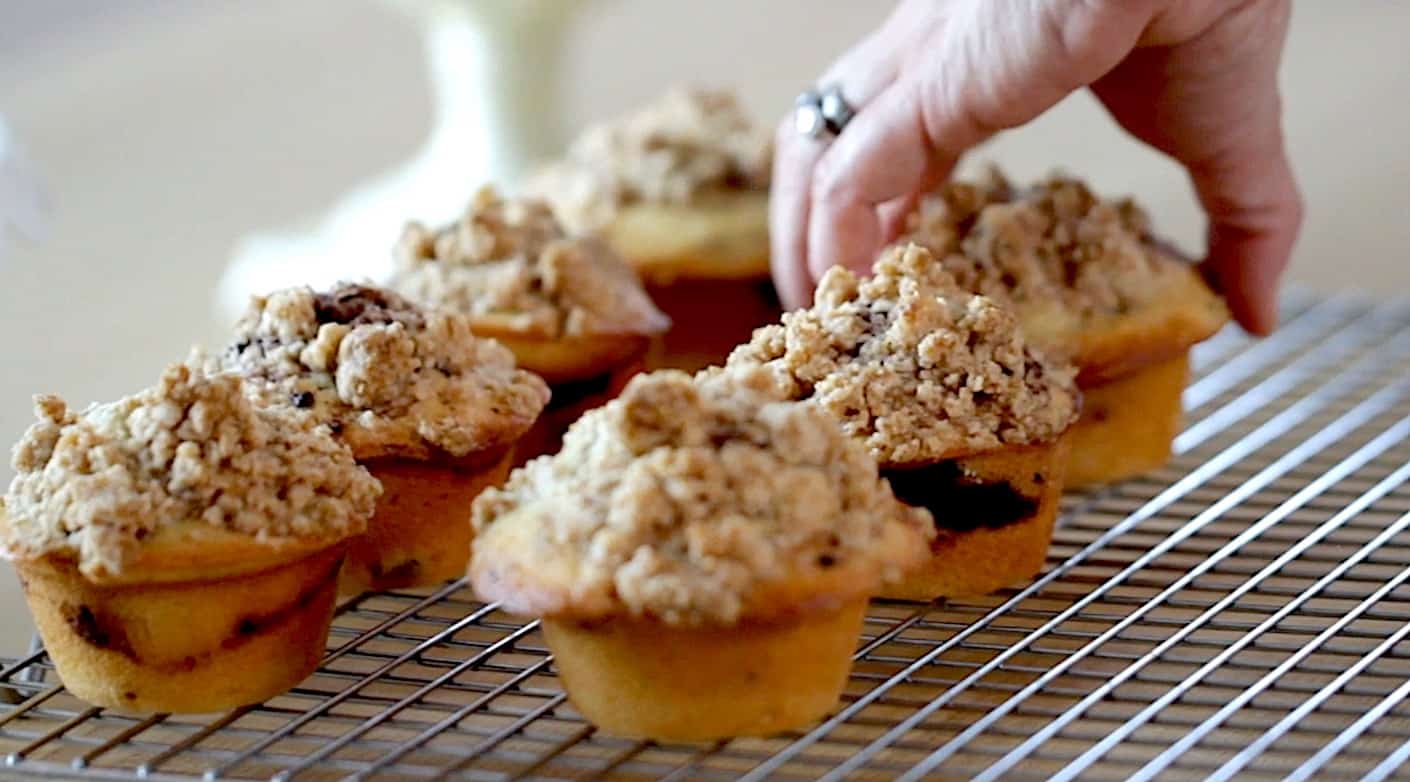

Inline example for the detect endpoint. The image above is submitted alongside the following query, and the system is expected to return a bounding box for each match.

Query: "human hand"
[771,0,1302,334]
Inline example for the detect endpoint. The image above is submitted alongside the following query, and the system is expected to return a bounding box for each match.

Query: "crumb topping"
[470,368,933,626]
[392,188,669,340]
[728,244,1080,465]
[2,364,379,578]
[901,169,1200,325]
[218,283,550,461]
[524,87,772,233]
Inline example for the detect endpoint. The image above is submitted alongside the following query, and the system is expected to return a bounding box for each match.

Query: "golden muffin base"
[646,277,782,373]
[604,192,771,285]
[516,346,648,464]
[473,330,651,388]
[1019,259,1227,386]
[340,452,513,595]
[542,598,867,742]
[16,546,342,714]
[881,437,1069,600]
[1066,352,1189,488]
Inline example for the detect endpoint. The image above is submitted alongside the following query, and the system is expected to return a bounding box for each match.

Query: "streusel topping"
[524,87,772,233]
[2,364,379,578]
[728,244,1080,465]
[392,188,669,340]
[470,368,933,626]
[218,283,550,461]
[901,169,1200,323]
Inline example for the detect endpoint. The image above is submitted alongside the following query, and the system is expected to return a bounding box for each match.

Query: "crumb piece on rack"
[728,244,1080,465]
[524,87,772,232]
[392,188,669,340]
[219,283,550,461]
[2,364,379,578]
[470,368,932,626]
[902,169,1196,323]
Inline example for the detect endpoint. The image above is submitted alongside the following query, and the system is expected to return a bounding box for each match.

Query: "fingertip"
[808,197,883,283]
[1204,230,1290,337]
[1189,140,1303,337]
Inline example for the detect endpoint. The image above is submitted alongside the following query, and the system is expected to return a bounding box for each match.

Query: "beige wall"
[0,1,1407,650]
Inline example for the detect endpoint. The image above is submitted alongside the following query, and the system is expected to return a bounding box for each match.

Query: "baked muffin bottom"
[17,546,342,714]
[542,598,867,742]
[601,192,779,373]
[880,436,1069,600]
[341,450,513,595]
[646,278,781,373]
[604,192,771,285]
[1066,353,1188,488]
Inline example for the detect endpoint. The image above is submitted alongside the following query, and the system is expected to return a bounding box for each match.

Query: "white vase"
[215,0,591,324]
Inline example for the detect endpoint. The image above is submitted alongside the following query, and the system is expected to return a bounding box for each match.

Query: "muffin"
[392,187,669,460]
[524,87,776,371]
[0,365,379,713]
[727,244,1081,599]
[899,170,1230,486]
[217,283,549,594]
[470,369,933,741]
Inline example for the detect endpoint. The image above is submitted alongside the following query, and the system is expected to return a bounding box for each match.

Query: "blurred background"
[0,1,1407,650]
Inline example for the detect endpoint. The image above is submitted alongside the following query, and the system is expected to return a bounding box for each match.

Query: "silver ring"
[795,85,855,141]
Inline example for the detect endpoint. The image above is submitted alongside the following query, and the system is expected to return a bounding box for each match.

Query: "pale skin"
[772,0,1303,335]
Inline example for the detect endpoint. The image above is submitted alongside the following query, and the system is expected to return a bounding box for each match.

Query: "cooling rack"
[4,290,1410,781]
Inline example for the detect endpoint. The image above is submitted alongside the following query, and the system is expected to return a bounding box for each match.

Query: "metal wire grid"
[2,291,1410,781]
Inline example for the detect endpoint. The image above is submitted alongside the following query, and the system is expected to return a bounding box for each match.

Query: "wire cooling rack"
[4,290,1410,781]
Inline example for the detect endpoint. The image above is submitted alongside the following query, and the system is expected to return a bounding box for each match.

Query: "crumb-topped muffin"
[471,368,932,740]
[393,187,668,458]
[900,170,1230,486]
[728,244,1080,599]
[218,283,549,593]
[1,364,379,713]
[525,87,778,371]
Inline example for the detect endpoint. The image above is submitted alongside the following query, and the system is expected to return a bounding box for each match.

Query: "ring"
[794,85,855,141]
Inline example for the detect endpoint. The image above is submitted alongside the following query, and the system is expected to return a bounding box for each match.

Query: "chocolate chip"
[883,460,1040,533]
[291,391,315,409]
[66,605,109,648]
[312,285,420,327]
[237,618,260,636]
[123,691,137,701]
[64,604,133,656]
[818,554,837,569]
[1033,472,1046,485]
[327,420,344,434]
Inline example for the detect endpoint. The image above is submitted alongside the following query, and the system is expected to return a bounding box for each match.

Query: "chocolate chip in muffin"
[291,391,315,409]
[312,284,422,328]
[883,461,1040,533]
[65,604,134,656]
